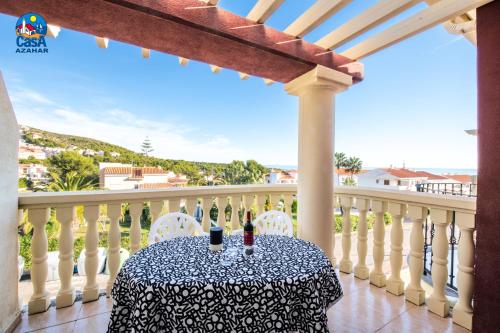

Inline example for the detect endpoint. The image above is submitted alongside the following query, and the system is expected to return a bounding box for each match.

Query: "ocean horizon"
[266,165,478,175]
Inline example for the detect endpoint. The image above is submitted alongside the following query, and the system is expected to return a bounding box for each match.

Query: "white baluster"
[185,197,197,217]
[106,203,122,296]
[83,205,100,303]
[284,194,294,220]
[150,200,164,223]
[28,208,50,314]
[230,195,242,231]
[339,196,353,274]
[453,212,475,329]
[405,206,427,305]
[168,198,181,212]
[216,197,227,229]
[256,194,266,215]
[129,202,143,254]
[244,194,255,217]
[428,209,451,317]
[370,200,387,287]
[354,198,369,280]
[201,197,213,232]
[387,202,406,296]
[56,207,76,308]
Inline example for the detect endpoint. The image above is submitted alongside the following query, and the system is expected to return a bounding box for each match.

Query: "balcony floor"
[13,271,468,333]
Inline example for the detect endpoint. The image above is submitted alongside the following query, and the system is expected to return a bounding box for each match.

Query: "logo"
[15,13,48,53]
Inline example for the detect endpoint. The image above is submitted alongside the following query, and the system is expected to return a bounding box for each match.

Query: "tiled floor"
[14,271,468,333]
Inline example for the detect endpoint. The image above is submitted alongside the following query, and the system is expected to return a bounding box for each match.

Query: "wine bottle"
[244,211,254,255]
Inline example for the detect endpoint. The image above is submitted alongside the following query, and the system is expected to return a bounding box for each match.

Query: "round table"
[107,235,342,332]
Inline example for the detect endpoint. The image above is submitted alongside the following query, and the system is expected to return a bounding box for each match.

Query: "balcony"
[12,184,474,332]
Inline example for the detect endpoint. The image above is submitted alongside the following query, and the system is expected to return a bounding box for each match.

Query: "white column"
[285,66,352,261]
[428,209,451,317]
[129,202,143,254]
[354,198,369,280]
[216,197,227,229]
[405,205,427,305]
[106,203,122,296]
[83,205,100,303]
[28,208,50,314]
[387,202,406,296]
[453,212,475,330]
[370,200,387,287]
[256,194,266,215]
[56,207,76,308]
[339,196,353,273]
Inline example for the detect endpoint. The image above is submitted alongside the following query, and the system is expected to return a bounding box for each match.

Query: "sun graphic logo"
[15,13,49,53]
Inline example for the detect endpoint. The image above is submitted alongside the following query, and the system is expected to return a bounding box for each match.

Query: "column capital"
[285,65,352,96]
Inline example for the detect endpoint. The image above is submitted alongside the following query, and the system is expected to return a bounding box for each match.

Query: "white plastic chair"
[148,212,204,245]
[232,210,293,237]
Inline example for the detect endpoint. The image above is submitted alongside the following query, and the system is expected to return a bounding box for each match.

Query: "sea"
[266,165,477,175]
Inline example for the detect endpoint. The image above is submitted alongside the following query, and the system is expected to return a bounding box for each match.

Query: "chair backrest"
[148,212,203,245]
[254,210,293,236]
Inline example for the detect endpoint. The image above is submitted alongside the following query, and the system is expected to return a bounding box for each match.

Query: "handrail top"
[18,184,476,213]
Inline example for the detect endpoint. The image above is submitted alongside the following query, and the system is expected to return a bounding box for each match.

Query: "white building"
[334,168,368,185]
[265,169,298,184]
[18,164,48,180]
[357,168,429,191]
[18,146,46,160]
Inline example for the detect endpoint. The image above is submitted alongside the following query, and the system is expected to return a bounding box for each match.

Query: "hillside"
[20,126,268,186]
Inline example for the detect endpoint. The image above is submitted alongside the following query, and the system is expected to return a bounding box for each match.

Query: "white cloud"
[9,92,248,163]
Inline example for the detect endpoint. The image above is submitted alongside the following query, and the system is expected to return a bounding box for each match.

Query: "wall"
[0,72,20,331]
[474,1,500,330]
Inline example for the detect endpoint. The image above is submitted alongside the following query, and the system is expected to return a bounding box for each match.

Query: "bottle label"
[244,230,254,246]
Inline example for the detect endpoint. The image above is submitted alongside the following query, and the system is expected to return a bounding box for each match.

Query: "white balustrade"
[55,207,76,308]
[82,205,100,303]
[339,196,353,274]
[428,209,452,317]
[386,202,406,296]
[17,184,477,330]
[453,212,475,330]
[405,206,427,305]
[353,198,369,280]
[28,208,50,314]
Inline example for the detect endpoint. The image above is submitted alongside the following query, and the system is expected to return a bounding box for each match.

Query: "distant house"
[334,168,368,185]
[18,146,46,160]
[265,169,298,184]
[18,163,48,180]
[357,168,429,191]
[445,174,474,184]
[110,152,121,158]
[99,163,188,190]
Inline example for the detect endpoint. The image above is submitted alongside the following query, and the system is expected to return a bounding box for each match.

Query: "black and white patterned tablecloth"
[107,235,342,333]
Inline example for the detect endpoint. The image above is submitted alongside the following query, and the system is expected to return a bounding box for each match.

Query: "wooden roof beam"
[284,0,352,38]
[341,0,492,60]
[316,0,420,50]
[247,0,285,23]
[0,0,359,83]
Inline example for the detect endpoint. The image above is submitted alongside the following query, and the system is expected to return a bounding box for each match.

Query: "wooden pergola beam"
[316,0,420,50]
[0,0,360,83]
[341,0,492,60]
[247,0,285,24]
[284,0,352,38]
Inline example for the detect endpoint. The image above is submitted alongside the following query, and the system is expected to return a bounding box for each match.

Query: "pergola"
[0,0,498,331]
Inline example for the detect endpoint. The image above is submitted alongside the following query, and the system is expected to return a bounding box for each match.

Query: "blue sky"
[0,0,477,169]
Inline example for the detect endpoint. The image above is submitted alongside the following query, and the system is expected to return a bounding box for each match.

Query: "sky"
[0,0,478,169]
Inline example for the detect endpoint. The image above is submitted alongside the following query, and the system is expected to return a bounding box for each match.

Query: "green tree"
[48,171,97,191]
[47,151,97,179]
[141,137,154,157]
[345,156,363,184]
[334,152,348,185]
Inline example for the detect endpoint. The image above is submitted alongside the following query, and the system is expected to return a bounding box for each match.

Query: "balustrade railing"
[18,185,476,330]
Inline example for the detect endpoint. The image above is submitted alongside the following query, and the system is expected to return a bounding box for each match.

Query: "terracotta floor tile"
[73,313,110,333]
[77,296,113,319]
[14,303,82,333]
[31,322,75,333]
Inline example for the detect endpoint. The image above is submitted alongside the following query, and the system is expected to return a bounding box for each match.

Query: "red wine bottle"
[244,211,254,254]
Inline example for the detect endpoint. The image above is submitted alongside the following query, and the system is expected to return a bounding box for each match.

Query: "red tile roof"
[384,168,425,179]
[336,168,368,176]
[414,171,449,180]
[445,174,473,183]
[102,166,166,175]
[137,183,173,189]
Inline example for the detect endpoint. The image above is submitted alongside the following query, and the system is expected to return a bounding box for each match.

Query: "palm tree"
[334,152,348,185]
[49,171,97,192]
[345,156,363,185]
